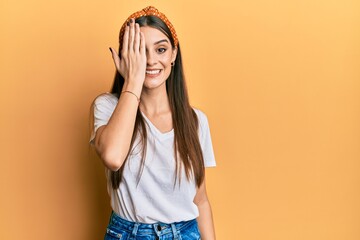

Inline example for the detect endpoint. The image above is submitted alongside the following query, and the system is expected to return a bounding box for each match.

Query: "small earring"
[171,62,175,67]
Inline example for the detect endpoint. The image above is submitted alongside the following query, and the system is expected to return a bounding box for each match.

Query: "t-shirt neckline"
[140,110,174,139]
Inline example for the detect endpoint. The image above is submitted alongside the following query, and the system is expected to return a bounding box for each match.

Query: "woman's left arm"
[194,175,216,240]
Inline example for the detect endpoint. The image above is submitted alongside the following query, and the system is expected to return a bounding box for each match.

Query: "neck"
[139,84,170,116]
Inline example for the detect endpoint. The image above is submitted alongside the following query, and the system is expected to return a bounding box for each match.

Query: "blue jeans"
[104,211,201,240]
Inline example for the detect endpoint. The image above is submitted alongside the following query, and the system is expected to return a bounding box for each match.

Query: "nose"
[146,50,156,66]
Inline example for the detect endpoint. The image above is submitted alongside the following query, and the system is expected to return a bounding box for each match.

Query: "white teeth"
[146,69,161,74]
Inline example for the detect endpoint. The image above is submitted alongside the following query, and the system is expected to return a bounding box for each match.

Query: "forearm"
[96,82,142,171]
[197,200,216,240]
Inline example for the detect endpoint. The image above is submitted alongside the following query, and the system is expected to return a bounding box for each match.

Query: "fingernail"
[109,47,112,54]
[130,18,133,23]
[127,21,130,26]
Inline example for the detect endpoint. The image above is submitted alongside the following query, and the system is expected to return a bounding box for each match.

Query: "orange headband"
[119,6,178,48]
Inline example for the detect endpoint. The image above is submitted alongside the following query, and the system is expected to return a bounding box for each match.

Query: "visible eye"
[157,48,167,54]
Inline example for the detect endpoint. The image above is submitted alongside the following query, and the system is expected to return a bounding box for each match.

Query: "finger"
[134,23,140,52]
[109,47,121,71]
[128,18,135,52]
[122,25,129,56]
[139,32,146,57]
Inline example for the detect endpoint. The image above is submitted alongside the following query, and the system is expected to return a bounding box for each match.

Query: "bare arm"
[194,175,216,240]
[93,19,146,171]
[94,90,140,171]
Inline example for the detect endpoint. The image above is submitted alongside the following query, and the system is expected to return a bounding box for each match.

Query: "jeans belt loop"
[171,223,179,239]
[131,223,140,237]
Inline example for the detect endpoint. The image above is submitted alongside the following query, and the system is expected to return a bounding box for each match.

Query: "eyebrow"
[154,39,169,45]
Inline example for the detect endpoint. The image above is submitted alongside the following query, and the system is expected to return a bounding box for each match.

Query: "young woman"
[90,6,216,240]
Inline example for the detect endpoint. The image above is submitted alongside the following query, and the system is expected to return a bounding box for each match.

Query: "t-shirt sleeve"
[89,93,118,145]
[196,109,216,167]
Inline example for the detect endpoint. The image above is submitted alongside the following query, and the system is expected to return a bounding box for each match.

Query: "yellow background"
[1,0,359,239]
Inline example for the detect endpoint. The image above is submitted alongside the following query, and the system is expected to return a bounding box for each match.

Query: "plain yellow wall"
[1,0,359,239]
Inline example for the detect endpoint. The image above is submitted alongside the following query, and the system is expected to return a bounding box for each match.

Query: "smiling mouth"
[146,69,161,75]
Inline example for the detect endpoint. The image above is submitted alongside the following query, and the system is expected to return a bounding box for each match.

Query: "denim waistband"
[108,211,197,237]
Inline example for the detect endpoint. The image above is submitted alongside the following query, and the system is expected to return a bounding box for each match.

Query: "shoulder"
[192,107,210,127]
[93,92,119,106]
[192,107,208,120]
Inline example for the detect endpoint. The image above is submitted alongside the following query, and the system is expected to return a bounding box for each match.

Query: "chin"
[143,73,170,89]
[143,78,167,90]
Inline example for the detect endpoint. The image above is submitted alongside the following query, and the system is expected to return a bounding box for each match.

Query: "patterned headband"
[119,6,178,48]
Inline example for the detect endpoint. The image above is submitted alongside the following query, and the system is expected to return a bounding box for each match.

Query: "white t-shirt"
[90,92,216,223]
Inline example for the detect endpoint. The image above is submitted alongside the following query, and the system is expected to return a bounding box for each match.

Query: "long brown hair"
[101,15,205,189]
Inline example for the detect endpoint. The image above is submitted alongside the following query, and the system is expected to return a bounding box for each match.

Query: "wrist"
[121,90,140,103]
[122,81,143,97]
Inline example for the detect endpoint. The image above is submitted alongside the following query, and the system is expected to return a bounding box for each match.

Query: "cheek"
[160,53,172,65]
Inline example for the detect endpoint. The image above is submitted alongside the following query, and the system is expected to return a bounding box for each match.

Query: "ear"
[171,46,178,63]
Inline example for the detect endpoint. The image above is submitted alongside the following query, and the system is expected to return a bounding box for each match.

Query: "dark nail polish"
[127,21,130,26]
[109,47,112,54]
[130,18,133,23]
